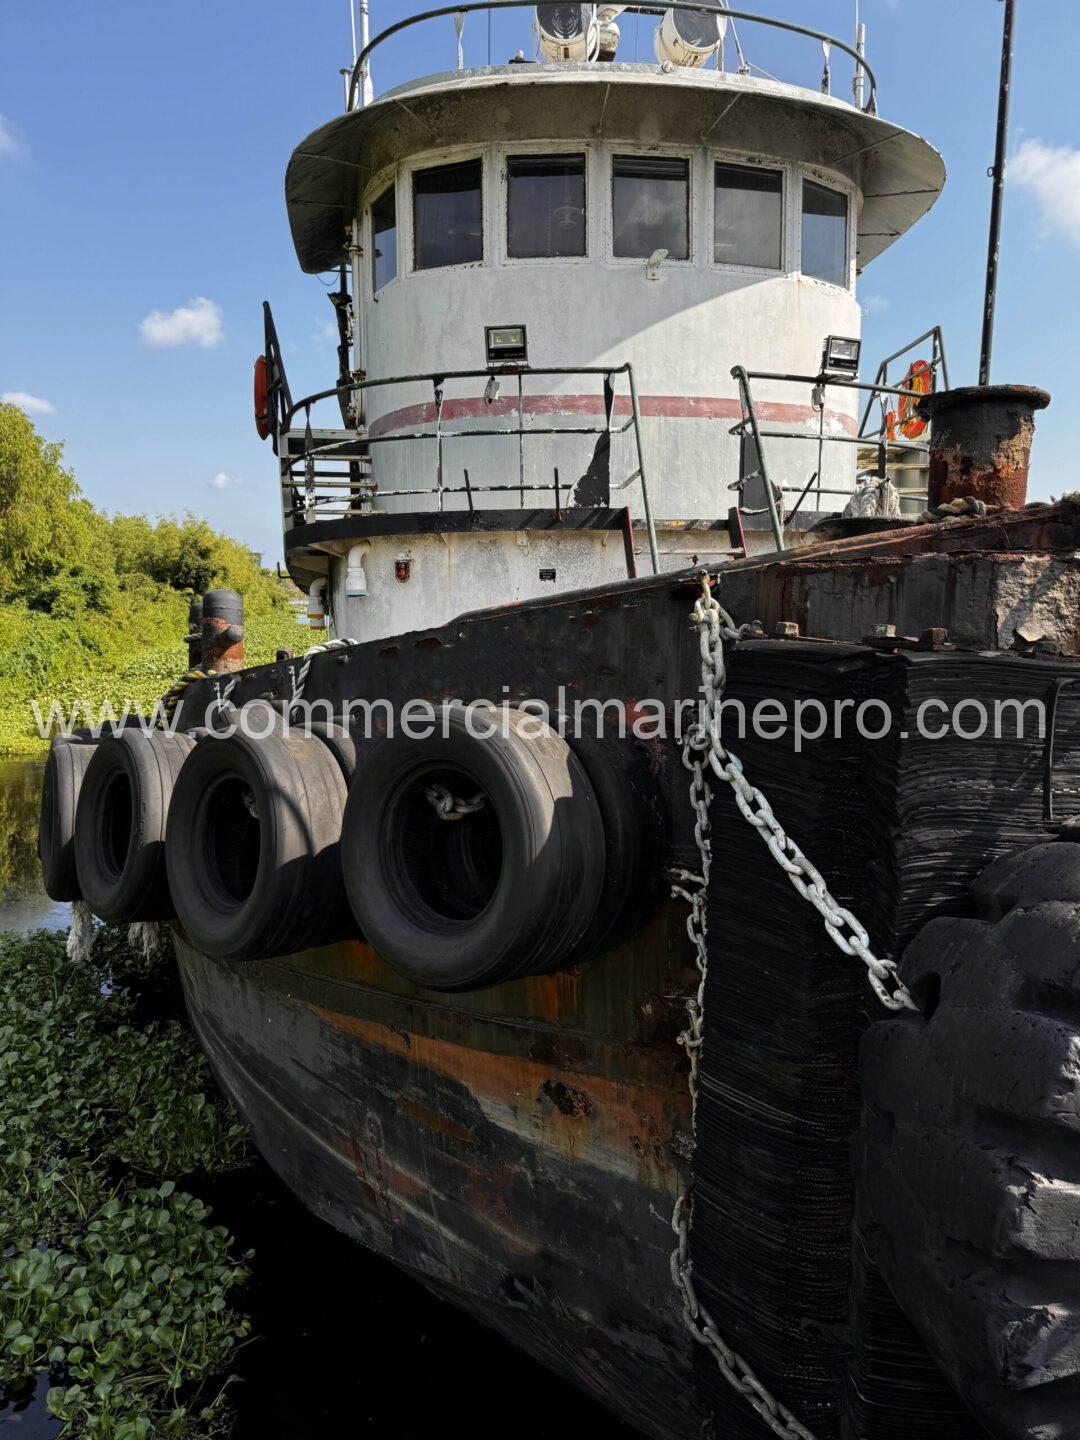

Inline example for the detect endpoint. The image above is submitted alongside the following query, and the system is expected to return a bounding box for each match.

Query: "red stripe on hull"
[368,393,858,438]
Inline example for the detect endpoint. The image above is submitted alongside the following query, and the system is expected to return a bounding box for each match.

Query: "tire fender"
[74,729,197,922]
[340,708,605,991]
[165,729,352,961]
[856,841,1080,1438]
[39,732,99,902]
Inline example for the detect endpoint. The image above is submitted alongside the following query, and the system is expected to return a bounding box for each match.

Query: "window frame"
[406,148,487,276]
[606,146,694,267]
[499,142,592,268]
[708,152,788,277]
[797,168,856,291]
[368,179,399,296]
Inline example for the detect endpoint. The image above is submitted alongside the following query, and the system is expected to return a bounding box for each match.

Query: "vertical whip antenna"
[979,0,1018,387]
[359,0,372,106]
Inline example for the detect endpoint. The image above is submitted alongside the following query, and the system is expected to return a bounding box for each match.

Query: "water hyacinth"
[0,925,253,1437]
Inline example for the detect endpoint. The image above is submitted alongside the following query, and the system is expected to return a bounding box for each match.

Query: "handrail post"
[625,365,660,575]
[516,371,525,507]
[731,365,785,551]
[433,376,445,511]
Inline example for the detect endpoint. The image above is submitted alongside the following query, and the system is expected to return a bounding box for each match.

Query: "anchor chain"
[425,783,487,821]
[669,571,918,1440]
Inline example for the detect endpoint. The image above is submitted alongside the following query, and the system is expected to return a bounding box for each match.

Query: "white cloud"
[1011,139,1080,249]
[2,391,54,415]
[0,115,23,161]
[314,316,338,344]
[139,297,223,349]
[209,471,243,490]
[861,294,890,317]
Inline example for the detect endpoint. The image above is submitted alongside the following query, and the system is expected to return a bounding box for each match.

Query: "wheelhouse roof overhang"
[285,61,945,275]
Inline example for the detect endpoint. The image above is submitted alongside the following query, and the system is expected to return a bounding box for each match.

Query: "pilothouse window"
[714,162,783,270]
[507,154,586,259]
[371,186,397,291]
[801,179,849,287]
[612,155,689,261]
[413,159,483,271]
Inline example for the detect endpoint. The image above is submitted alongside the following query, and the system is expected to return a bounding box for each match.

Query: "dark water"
[0,760,630,1439]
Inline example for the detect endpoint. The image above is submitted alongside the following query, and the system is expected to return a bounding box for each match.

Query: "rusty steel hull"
[175,906,706,1440]
[170,499,1080,1436]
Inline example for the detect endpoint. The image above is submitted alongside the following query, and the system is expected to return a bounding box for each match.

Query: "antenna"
[852,0,866,108]
[979,0,1018,386]
[348,0,357,65]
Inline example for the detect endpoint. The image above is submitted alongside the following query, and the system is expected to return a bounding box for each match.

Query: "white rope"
[289,638,361,716]
[126,921,161,960]
[66,899,95,964]
[843,475,902,519]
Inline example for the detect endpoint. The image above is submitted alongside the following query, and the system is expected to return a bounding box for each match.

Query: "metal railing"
[730,354,941,551]
[858,326,949,439]
[347,2,878,115]
[262,312,660,572]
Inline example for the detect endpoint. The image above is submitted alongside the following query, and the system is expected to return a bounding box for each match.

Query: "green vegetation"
[0,927,252,1437]
[0,759,47,900]
[0,403,308,754]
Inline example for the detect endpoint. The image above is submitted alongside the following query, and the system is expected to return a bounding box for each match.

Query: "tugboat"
[40,5,1080,1438]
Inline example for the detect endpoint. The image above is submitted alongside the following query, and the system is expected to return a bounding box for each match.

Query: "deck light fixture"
[485,325,528,366]
[822,335,861,377]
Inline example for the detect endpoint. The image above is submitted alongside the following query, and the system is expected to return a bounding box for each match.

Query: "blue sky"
[2,0,1078,564]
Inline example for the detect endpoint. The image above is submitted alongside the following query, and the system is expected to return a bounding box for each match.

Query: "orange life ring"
[897,359,932,440]
[253,355,270,440]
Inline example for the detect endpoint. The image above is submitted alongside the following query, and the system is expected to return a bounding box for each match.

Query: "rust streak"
[303,1001,686,1186]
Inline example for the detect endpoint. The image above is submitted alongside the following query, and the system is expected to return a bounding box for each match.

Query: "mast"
[979,0,1018,387]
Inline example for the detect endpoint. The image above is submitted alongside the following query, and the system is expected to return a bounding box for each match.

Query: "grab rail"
[262,310,660,573]
[347,1,878,115]
[730,365,936,550]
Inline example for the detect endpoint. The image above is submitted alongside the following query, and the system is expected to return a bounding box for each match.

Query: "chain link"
[425,783,487,821]
[685,572,917,1015]
[669,571,919,1440]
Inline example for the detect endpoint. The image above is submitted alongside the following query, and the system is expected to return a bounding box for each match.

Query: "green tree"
[0,404,103,594]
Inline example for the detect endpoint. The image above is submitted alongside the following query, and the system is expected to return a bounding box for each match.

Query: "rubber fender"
[74,729,197,922]
[165,729,352,962]
[340,707,605,991]
[855,841,1080,1439]
[39,732,99,902]
[562,731,665,964]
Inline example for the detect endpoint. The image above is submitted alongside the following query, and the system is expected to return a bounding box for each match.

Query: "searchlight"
[654,7,725,68]
[535,4,596,62]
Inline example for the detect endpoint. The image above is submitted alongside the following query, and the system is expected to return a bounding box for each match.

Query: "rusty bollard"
[201,589,245,673]
[918,384,1051,510]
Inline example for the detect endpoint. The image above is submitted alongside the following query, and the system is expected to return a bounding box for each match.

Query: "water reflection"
[0,760,69,934]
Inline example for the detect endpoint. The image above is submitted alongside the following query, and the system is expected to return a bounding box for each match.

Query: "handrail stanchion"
[433,376,446,511]
[731,365,785,552]
[625,364,660,575]
[517,371,525,507]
